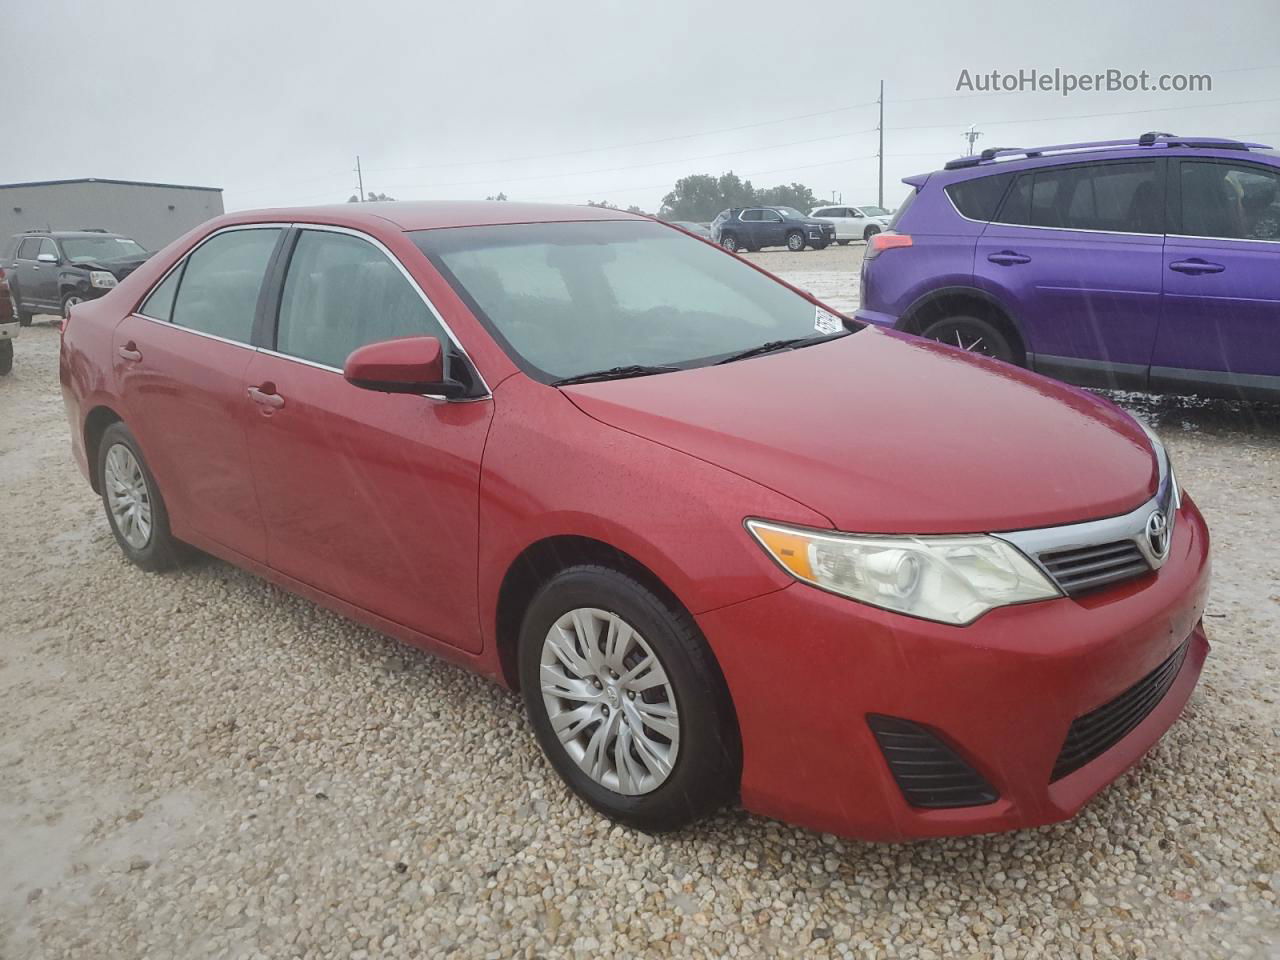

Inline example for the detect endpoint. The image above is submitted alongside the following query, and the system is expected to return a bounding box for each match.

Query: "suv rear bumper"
[0,319,19,341]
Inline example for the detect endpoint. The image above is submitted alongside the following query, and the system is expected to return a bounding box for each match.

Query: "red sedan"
[59,202,1210,840]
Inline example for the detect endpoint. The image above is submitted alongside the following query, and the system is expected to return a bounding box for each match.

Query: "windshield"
[859,206,890,217]
[413,220,853,382]
[775,207,807,220]
[61,236,147,263]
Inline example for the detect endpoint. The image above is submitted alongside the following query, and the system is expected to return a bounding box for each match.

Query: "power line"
[888,95,1280,132]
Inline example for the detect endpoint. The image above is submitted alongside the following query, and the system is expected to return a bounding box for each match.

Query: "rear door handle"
[247,384,285,410]
[987,251,1031,266]
[117,342,142,362]
[1169,258,1225,275]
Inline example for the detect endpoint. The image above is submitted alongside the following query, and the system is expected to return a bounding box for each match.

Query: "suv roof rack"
[75,227,110,233]
[942,132,1272,170]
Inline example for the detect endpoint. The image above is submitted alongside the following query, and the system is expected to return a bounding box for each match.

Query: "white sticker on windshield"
[814,307,842,335]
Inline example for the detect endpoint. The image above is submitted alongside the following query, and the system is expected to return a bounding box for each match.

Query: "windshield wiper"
[552,364,681,386]
[714,331,848,365]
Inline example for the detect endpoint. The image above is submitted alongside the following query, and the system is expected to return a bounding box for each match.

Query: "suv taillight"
[865,233,912,259]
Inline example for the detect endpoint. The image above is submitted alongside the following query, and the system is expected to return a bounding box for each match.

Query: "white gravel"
[1,316,1277,959]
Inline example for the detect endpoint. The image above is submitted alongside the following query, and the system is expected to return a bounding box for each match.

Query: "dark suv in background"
[711,207,836,252]
[3,230,151,323]
[857,133,1280,402]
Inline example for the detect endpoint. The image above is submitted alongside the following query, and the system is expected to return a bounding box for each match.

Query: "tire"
[17,306,32,327]
[920,314,1016,364]
[863,225,881,242]
[0,340,11,376]
[786,231,805,252]
[96,422,186,571]
[519,565,740,833]
[812,242,829,251]
[838,240,852,246]
[719,234,740,253]
[62,292,85,319]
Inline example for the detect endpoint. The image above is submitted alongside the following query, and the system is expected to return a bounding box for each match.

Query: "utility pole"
[877,80,885,210]
[355,155,365,202]
[964,124,983,156]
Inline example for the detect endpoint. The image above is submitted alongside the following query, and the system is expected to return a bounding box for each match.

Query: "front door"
[758,209,786,247]
[975,159,1165,378]
[1153,157,1280,393]
[112,226,282,561]
[243,227,492,653]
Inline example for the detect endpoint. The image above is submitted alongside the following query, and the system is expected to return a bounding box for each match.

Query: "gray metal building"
[0,178,224,252]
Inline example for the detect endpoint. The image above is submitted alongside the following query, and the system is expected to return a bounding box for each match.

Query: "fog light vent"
[868,714,999,809]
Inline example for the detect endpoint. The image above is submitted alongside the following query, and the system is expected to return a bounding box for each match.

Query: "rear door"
[1153,157,1280,393]
[242,226,492,653]
[13,237,51,310]
[974,158,1165,381]
[113,226,283,561]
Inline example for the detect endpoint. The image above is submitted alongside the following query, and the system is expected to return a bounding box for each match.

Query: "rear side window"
[887,189,917,230]
[275,230,445,370]
[946,173,1014,221]
[139,264,184,321]
[16,238,40,260]
[171,228,281,343]
[999,162,1161,233]
[1179,161,1280,241]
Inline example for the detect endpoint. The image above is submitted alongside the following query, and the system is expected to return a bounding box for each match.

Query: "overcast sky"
[3,0,1277,215]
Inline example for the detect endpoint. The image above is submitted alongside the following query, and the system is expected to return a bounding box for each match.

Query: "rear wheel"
[519,565,740,832]
[786,231,805,252]
[863,225,881,242]
[96,422,186,571]
[0,340,12,376]
[719,234,740,253]
[920,315,1015,363]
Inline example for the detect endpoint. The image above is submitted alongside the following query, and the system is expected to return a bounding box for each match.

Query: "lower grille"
[1051,637,1191,782]
[868,715,999,808]
[1039,539,1150,595]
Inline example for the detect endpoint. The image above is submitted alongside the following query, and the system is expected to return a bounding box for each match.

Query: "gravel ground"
[1,316,1277,960]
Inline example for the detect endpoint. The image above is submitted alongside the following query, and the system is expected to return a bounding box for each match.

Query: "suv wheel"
[17,307,32,327]
[96,422,187,571]
[863,225,881,242]
[719,234,740,253]
[62,292,84,319]
[786,232,805,252]
[519,565,740,832]
[921,315,1015,364]
[0,340,12,376]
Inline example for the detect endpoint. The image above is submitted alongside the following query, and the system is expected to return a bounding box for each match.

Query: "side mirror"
[343,336,465,397]
[37,253,58,263]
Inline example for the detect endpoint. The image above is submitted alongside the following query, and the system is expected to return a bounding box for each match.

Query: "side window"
[740,209,761,222]
[1013,162,1159,233]
[275,230,445,370]
[946,173,1014,221]
[39,238,59,260]
[1180,161,1280,241]
[171,228,280,343]
[16,238,40,260]
[761,210,782,222]
[139,264,184,321]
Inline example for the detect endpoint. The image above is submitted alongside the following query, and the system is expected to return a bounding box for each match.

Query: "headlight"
[746,520,1060,625]
[1138,421,1181,509]
[89,271,117,289]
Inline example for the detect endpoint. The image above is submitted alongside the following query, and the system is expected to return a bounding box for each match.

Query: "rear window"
[946,173,1014,221]
[887,189,917,230]
[997,161,1161,233]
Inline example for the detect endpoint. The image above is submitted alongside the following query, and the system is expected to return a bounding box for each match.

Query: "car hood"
[561,328,1157,534]
[75,254,152,279]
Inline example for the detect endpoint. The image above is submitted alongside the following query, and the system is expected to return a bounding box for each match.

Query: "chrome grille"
[1038,539,1151,595]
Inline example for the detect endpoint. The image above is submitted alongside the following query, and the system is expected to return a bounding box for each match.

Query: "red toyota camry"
[59,202,1210,841]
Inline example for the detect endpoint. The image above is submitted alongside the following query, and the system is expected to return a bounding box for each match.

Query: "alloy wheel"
[104,443,153,549]
[539,607,680,796]
[63,295,84,318]
[787,233,804,251]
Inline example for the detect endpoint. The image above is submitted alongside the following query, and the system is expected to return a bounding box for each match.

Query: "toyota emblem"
[1146,510,1170,559]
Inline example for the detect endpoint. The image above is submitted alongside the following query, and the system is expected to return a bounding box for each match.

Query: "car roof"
[211,200,645,233]
[12,230,129,239]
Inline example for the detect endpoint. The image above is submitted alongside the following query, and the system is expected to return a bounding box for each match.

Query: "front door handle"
[987,251,1031,266]
[247,384,285,410]
[1169,258,1225,275]
[117,342,142,362]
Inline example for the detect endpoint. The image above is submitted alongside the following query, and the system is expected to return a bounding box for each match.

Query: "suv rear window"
[946,173,1014,221]
[887,190,917,230]
[998,161,1161,233]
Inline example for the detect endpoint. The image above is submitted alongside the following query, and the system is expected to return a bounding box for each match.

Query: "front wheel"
[920,315,1015,363]
[786,232,805,252]
[0,340,12,375]
[863,225,881,242]
[96,422,187,571]
[519,565,740,832]
[62,292,85,319]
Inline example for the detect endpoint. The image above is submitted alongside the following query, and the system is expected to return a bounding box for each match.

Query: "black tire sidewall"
[720,235,738,252]
[96,422,182,570]
[518,565,739,832]
[922,314,1015,363]
[864,226,881,241]
[786,232,804,251]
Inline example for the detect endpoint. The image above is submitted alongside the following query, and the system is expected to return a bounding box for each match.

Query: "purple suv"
[856,133,1280,402]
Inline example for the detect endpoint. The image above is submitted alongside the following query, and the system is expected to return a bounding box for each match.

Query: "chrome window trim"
[129,311,259,351]
[1166,232,1280,245]
[282,223,492,399]
[993,443,1176,575]
[944,189,1164,238]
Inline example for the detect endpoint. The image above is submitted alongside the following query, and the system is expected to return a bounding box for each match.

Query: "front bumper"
[697,493,1211,841]
[0,319,18,341]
